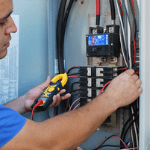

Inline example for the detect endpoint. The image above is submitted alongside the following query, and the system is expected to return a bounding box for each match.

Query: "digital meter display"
[88,34,109,46]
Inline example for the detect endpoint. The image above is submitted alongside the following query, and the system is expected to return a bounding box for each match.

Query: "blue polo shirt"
[0,104,26,148]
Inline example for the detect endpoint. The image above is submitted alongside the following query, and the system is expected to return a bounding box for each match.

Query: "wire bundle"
[56,0,75,74]
[116,0,139,69]
[64,66,80,111]
[56,0,75,115]
[94,135,129,150]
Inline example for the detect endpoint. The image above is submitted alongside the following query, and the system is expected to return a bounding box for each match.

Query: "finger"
[61,93,71,100]
[38,76,51,90]
[136,79,142,87]
[51,95,57,107]
[124,69,135,76]
[54,94,62,106]
[59,89,66,94]
[131,74,139,82]
[138,87,143,95]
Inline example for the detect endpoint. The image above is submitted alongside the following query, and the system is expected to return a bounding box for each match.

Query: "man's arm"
[3,76,71,114]
[1,69,142,150]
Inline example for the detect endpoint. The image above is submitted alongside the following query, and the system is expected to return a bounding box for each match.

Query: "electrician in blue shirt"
[0,0,143,150]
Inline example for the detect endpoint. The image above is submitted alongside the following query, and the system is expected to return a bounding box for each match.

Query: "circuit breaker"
[86,25,121,57]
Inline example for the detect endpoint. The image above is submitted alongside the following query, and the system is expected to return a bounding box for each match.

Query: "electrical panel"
[62,0,139,149]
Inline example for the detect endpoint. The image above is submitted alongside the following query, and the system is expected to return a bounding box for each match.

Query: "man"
[0,0,143,150]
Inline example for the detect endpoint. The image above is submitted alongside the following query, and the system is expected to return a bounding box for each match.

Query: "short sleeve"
[0,104,26,148]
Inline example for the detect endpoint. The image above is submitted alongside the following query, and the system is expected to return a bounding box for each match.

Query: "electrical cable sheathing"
[61,0,75,73]
[96,0,100,26]
[94,135,129,150]
[109,0,116,24]
[118,0,123,17]
[56,0,67,73]
[122,116,139,143]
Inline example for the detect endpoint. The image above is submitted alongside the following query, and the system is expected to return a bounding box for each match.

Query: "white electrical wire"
[116,0,128,67]
[136,0,139,10]
[131,127,135,148]
[131,106,139,147]
[116,0,127,51]
[73,103,80,110]
[117,1,138,147]
[124,0,132,69]
[121,148,139,150]
[69,98,80,111]
[119,28,128,67]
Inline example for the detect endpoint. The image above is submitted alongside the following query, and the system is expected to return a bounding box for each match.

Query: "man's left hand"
[24,76,71,112]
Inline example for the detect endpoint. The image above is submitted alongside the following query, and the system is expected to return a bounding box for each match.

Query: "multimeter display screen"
[88,34,109,46]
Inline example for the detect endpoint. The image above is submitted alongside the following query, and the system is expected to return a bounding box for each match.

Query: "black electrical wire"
[56,0,75,114]
[60,0,75,72]
[56,0,67,115]
[62,0,75,37]
[67,91,80,111]
[94,145,120,149]
[71,82,80,92]
[120,112,138,140]
[56,0,75,74]
[71,88,80,93]
[128,0,137,38]
[120,104,139,148]
[56,0,67,74]
[70,81,80,107]
[131,101,139,148]
[109,0,116,21]
[93,134,118,150]
[67,72,80,76]
[67,67,80,74]
[122,115,139,146]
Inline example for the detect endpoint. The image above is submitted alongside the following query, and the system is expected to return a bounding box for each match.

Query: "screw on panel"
[80,0,84,5]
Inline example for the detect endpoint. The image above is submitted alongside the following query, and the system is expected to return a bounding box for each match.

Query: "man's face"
[0,0,17,59]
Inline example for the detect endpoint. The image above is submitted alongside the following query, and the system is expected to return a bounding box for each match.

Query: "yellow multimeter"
[31,73,68,111]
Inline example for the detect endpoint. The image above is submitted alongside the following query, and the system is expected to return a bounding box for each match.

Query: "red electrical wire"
[130,0,135,14]
[67,66,80,74]
[130,0,136,65]
[118,0,123,17]
[68,76,80,78]
[31,108,35,121]
[119,67,128,71]
[100,81,111,95]
[96,0,100,15]
[135,72,139,74]
[96,0,101,26]
[133,19,136,65]
[31,99,43,120]
[96,135,129,149]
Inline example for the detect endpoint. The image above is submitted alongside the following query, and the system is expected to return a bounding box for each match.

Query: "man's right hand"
[103,69,143,109]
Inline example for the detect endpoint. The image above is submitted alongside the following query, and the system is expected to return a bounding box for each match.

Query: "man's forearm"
[3,93,117,150]
[37,93,117,150]
[3,95,26,114]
